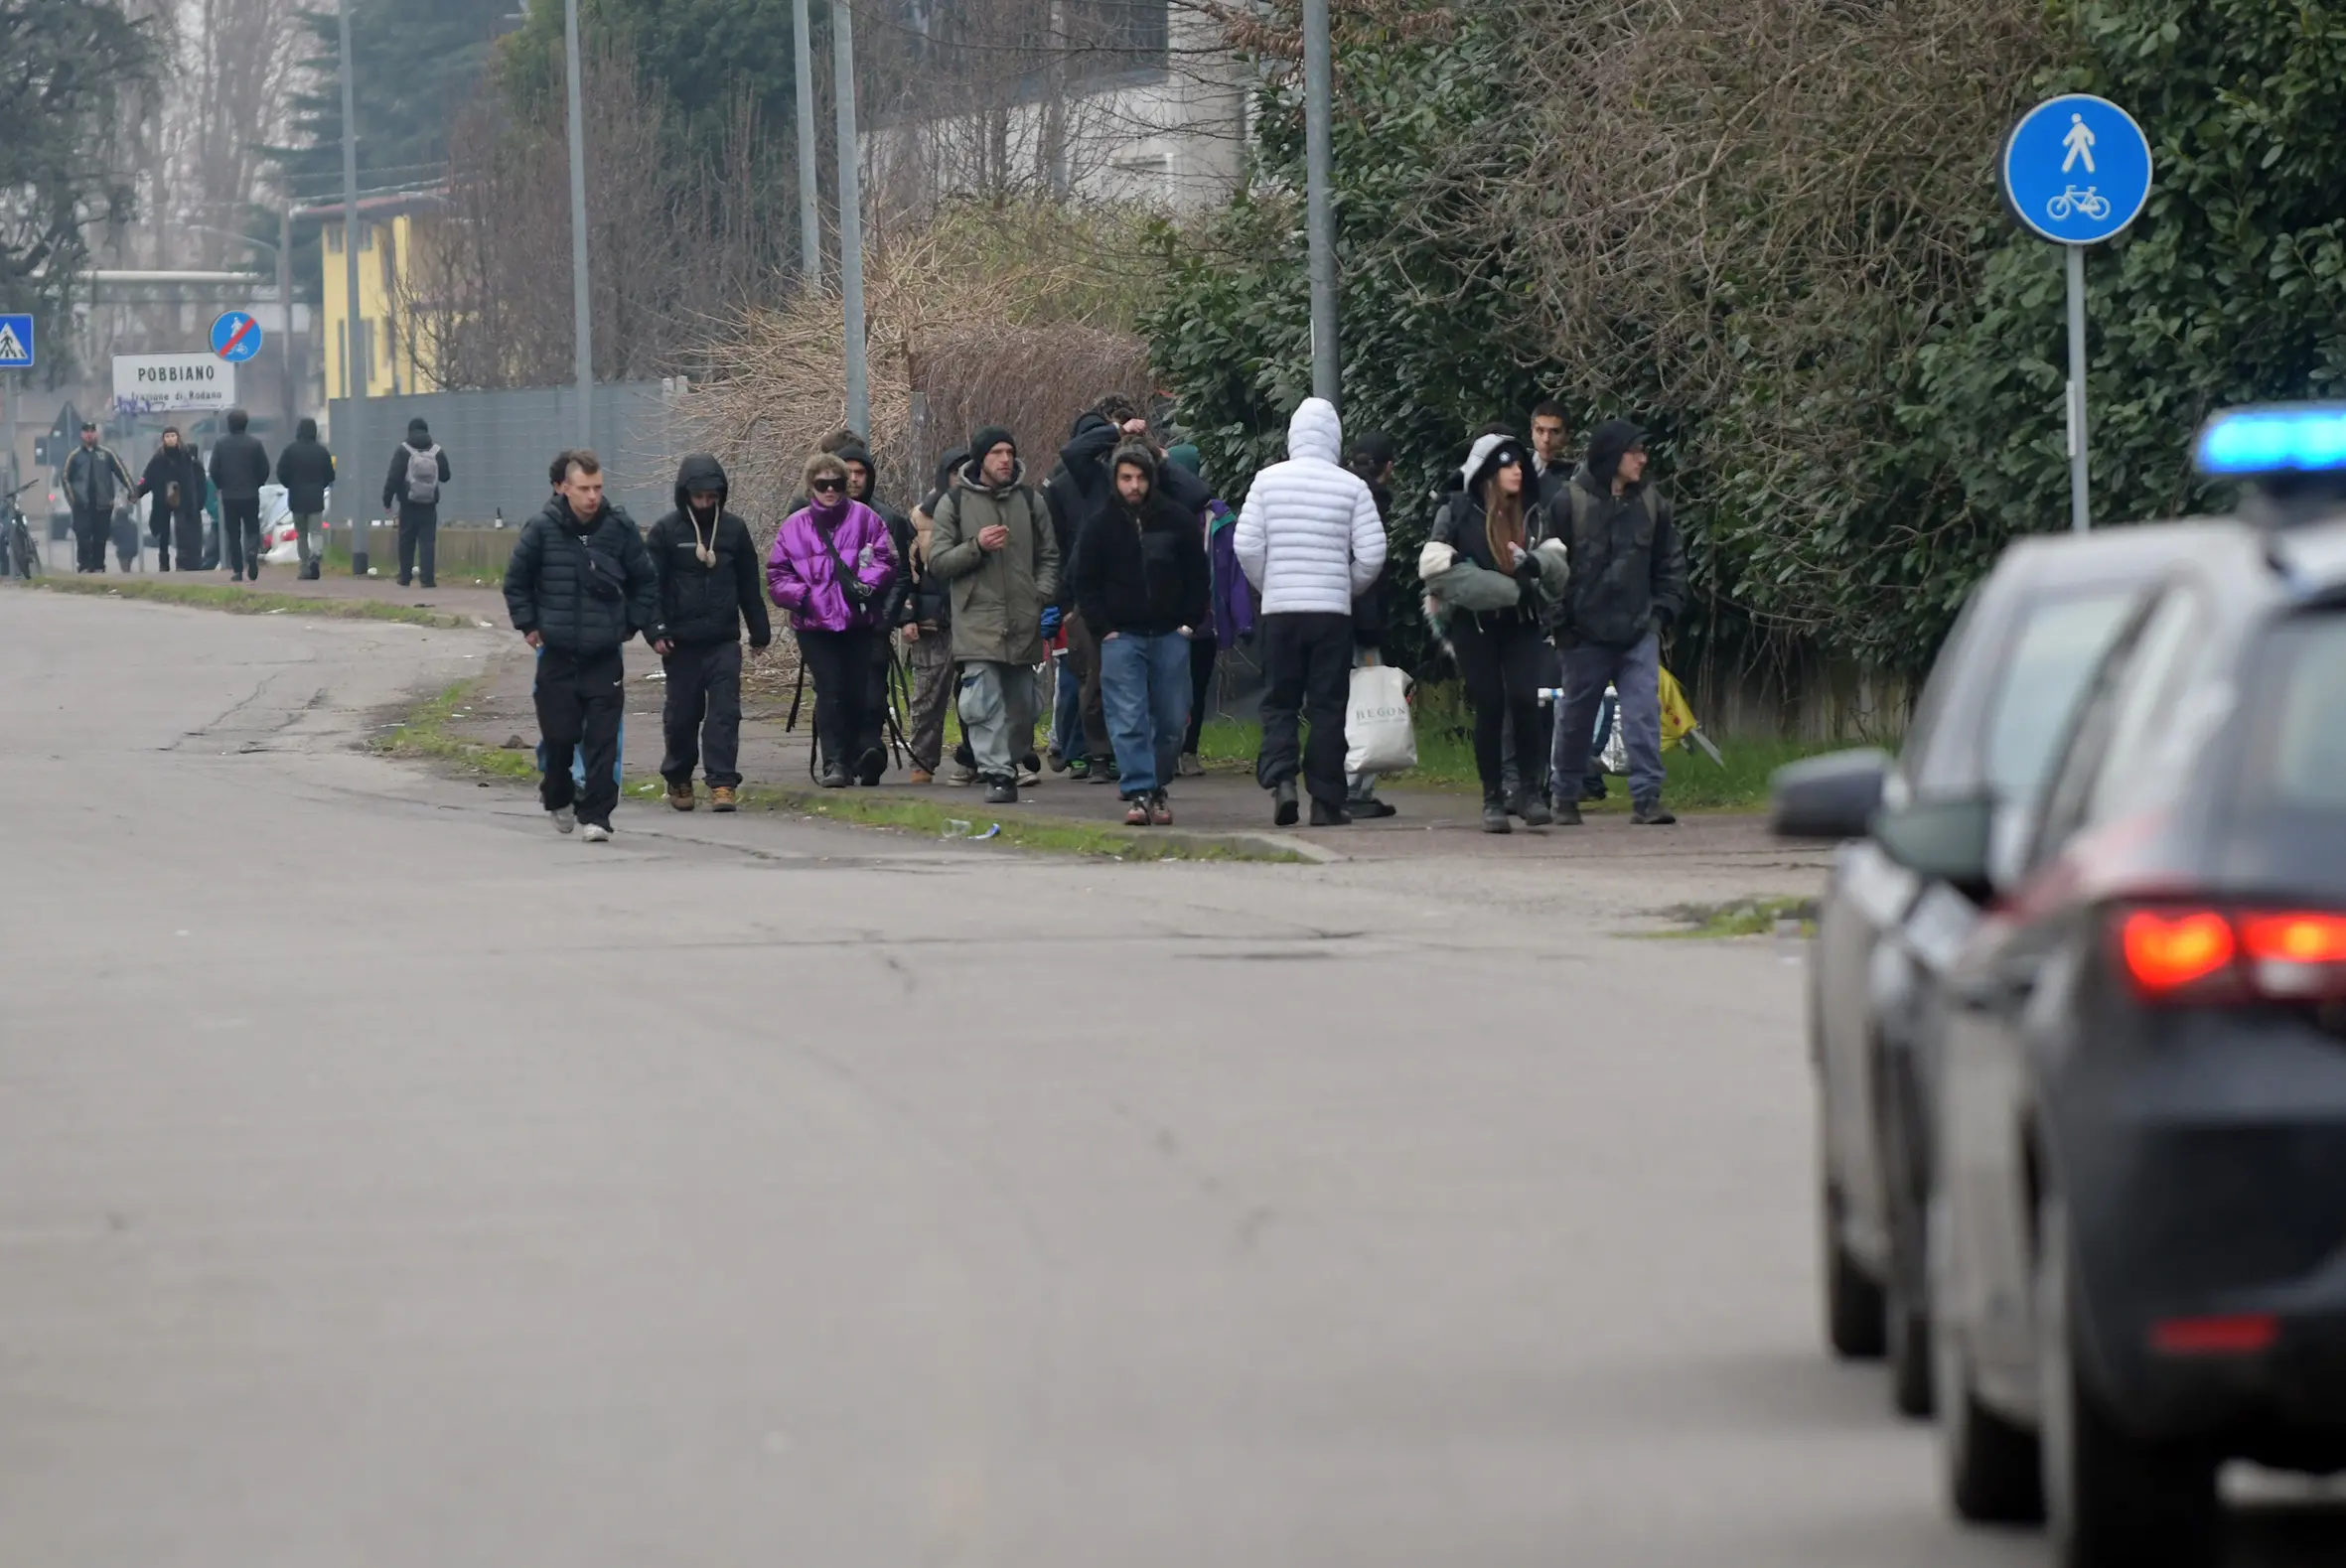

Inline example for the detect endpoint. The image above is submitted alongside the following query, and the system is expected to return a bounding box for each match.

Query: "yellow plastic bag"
[1659,665,1725,766]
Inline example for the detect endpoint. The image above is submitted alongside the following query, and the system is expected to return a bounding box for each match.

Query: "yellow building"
[308,189,450,400]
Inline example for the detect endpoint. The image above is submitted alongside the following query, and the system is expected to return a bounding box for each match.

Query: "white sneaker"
[551,805,576,834]
[581,822,611,843]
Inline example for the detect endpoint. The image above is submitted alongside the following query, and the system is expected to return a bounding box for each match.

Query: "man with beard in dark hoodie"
[504,450,660,842]
[839,437,913,785]
[647,453,771,811]
[1545,418,1688,826]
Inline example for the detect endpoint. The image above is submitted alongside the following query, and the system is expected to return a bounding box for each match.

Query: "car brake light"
[2151,1314,2277,1355]
[2119,909,2237,995]
[2239,912,2346,997]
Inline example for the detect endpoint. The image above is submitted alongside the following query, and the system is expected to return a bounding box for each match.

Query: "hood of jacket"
[1286,397,1342,466]
[1585,418,1646,492]
[1458,432,1531,498]
[956,455,1029,496]
[672,452,729,516]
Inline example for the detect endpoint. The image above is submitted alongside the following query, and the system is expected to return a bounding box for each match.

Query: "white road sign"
[112,353,237,413]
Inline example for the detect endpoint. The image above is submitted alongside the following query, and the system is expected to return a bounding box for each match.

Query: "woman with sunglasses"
[1427,433,1564,833]
[768,451,900,786]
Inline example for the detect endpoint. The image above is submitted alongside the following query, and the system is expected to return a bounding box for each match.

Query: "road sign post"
[0,315,29,495]
[2000,94,2153,532]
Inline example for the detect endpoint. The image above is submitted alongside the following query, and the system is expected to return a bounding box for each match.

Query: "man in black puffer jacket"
[504,449,660,841]
[645,452,771,812]
[207,407,272,581]
[272,416,336,579]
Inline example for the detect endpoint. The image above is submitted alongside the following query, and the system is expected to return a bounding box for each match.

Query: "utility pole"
[338,0,367,575]
[793,0,821,289]
[832,0,868,432]
[1301,0,1339,408]
[278,203,296,438]
[563,0,593,447]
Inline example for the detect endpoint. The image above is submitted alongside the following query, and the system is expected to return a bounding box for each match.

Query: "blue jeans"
[1099,631,1192,796]
[1551,631,1665,807]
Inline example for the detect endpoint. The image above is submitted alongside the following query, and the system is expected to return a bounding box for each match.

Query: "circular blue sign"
[2001,94,2152,245]
[210,310,263,362]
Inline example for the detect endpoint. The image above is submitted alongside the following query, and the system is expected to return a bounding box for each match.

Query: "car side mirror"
[1874,795,1995,888]
[1770,749,1890,840]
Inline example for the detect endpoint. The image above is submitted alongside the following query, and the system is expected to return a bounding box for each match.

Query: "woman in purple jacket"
[769,450,900,786]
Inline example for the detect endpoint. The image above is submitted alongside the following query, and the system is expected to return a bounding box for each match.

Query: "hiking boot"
[581,822,612,843]
[1352,797,1397,819]
[1308,799,1352,827]
[1482,795,1513,834]
[1150,790,1173,827]
[550,804,576,835]
[666,783,696,811]
[1087,762,1116,784]
[1273,779,1299,827]
[709,786,738,812]
[1553,800,1584,826]
[1177,753,1204,778]
[1582,778,1610,803]
[818,763,850,789]
[984,778,1018,805]
[909,768,935,785]
[1631,802,1679,826]
[1125,795,1152,826]
[1511,791,1552,828]
[947,765,977,786]
[1016,762,1042,787]
[1067,757,1091,781]
[1047,748,1071,774]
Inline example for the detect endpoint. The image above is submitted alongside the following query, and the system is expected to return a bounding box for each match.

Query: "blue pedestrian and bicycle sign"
[0,313,32,369]
[2001,94,2152,245]
[210,309,263,362]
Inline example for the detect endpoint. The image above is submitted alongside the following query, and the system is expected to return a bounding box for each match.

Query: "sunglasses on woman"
[811,477,845,495]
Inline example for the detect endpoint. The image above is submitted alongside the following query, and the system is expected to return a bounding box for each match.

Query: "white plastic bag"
[1346,662,1417,777]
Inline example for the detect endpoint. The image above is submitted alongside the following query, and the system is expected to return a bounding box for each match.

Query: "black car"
[1918,414,2346,1568]
[1776,526,2204,1415]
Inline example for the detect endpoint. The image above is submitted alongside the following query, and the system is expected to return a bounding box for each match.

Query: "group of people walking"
[56,408,447,585]
[501,390,1687,844]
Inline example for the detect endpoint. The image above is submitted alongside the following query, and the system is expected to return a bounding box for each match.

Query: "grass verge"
[22,575,474,629]
[380,676,1305,864]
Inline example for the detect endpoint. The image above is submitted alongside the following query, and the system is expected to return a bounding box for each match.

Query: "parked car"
[1774,523,2220,1416]
[1918,407,2346,1568]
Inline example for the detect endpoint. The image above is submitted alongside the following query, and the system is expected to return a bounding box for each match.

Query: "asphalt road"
[1,590,2333,1566]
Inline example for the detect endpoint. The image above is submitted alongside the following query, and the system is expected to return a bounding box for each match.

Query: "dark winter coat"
[1353,475,1393,648]
[1042,414,1212,612]
[274,433,337,514]
[1549,419,1686,649]
[646,453,772,648]
[929,457,1060,665]
[504,497,660,655]
[208,431,271,501]
[1073,484,1211,640]
[64,443,133,511]
[135,445,204,531]
[382,439,452,511]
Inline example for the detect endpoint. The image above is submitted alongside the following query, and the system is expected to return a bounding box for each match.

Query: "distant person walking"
[63,422,132,574]
[207,408,271,581]
[767,450,900,789]
[648,453,771,811]
[135,426,203,571]
[273,417,336,580]
[1073,440,1210,826]
[1235,397,1388,827]
[928,427,1059,805]
[1547,419,1688,826]
[382,417,451,588]
[503,450,659,843]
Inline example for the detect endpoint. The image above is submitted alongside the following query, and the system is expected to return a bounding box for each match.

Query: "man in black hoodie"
[1546,419,1689,826]
[273,416,336,579]
[504,449,659,842]
[647,452,771,811]
[207,407,272,581]
[382,416,452,588]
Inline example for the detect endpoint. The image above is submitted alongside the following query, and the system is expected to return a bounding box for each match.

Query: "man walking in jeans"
[504,450,659,842]
[1235,396,1388,827]
[1547,419,1688,826]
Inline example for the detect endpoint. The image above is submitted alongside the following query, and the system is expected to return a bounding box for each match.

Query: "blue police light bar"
[2194,404,2346,479]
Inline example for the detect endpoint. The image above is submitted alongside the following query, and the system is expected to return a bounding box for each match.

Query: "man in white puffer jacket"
[1236,397,1389,826]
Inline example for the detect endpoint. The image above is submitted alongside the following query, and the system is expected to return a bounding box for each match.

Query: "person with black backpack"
[382,417,452,588]
[1545,418,1688,826]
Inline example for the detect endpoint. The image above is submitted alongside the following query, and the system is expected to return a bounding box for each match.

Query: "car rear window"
[1982,590,2136,801]
[2254,616,2346,808]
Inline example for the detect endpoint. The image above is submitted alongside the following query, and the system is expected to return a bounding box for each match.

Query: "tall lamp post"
[338,0,367,575]
[832,0,868,433]
[1301,0,1339,407]
[563,0,593,447]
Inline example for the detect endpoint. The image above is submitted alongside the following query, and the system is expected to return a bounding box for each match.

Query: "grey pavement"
[1,588,2332,1566]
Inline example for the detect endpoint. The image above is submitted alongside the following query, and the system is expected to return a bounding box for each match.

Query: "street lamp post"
[793,0,820,290]
[338,0,367,575]
[832,0,868,432]
[1302,0,1339,408]
[563,0,593,448]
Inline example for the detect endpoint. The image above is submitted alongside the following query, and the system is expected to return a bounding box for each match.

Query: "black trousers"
[71,504,109,571]
[535,645,626,827]
[1449,610,1553,800]
[1255,611,1353,809]
[797,625,878,776]
[1182,633,1218,754]
[397,503,438,586]
[660,640,745,788]
[220,497,261,576]
[853,633,893,784]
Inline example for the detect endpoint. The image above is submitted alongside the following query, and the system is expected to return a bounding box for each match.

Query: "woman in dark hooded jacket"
[135,426,205,571]
[646,451,772,810]
[1428,432,1557,832]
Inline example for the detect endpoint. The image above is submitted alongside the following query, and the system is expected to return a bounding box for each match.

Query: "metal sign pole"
[794,0,820,291]
[564,0,594,448]
[2067,244,2090,532]
[1301,0,1339,408]
[833,0,869,434]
